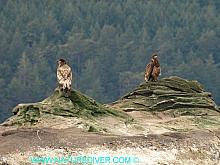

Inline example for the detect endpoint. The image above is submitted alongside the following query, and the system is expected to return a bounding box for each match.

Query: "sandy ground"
[1,111,220,165]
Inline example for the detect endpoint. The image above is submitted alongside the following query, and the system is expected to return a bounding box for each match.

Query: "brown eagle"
[57,59,72,97]
[145,54,161,82]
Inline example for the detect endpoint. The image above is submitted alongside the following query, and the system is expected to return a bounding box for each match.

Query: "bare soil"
[1,112,220,164]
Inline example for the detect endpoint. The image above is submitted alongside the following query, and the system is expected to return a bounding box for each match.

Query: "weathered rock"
[3,87,127,126]
[111,76,220,116]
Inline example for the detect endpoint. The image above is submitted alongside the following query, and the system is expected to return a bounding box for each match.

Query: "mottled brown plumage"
[151,57,160,81]
[57,59,72,96]
[145,59,154,81]
[145,54,161,82]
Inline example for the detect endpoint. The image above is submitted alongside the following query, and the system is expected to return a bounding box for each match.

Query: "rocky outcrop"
[3,88,126,126]
[111,76,219,116]
[1,76,220,165]
[2,76,220,126]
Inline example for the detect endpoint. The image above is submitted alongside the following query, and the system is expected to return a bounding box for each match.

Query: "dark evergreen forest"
[1,0,220,122]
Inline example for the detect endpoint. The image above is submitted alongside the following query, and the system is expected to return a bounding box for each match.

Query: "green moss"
[44,88,127,119]
[149,99,176,111]
[6,76,220,126]
[114,76,220,116]
[171,108,208,116]
[25,107,40,123]
[193,116,220,128]
[11,104,41,125]
[88,125,98,132]
[187,80,204,93]
[8,87,128,126]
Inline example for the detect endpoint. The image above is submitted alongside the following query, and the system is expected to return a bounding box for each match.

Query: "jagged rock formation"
[3,88,126,126]
[111,76,219,116]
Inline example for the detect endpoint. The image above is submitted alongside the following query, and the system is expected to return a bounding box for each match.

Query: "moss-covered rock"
[111,76,220,116]
[3,77,219,126]
[6,87,127,126]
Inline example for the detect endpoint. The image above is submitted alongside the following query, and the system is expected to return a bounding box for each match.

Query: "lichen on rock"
[112,76,219,116]
[4,87,127,126]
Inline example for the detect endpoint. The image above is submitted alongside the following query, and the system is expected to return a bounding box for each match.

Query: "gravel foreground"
[1,145,220,165]
[1,129,220,165]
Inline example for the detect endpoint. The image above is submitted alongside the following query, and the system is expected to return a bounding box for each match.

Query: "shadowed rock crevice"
[112,76,219,116]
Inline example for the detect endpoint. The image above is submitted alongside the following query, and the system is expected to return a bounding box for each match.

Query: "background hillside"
[1,0,220,122]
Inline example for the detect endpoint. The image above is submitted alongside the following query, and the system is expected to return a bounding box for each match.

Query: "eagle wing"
[145,62,154,81]
[152,66,161,77]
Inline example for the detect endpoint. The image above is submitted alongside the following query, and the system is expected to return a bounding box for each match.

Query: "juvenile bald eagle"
[57,59,72,97]
[145,54,161,82]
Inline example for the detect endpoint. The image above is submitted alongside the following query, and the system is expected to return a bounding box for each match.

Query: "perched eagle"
[57,59,72,96]
[145,54,161,82]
